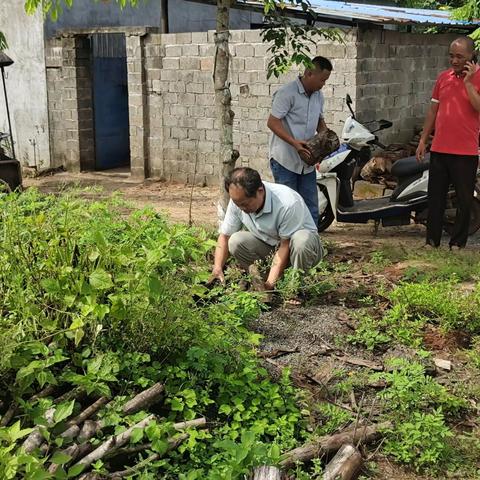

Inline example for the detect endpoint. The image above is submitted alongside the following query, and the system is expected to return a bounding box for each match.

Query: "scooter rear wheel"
[443,196,480,236]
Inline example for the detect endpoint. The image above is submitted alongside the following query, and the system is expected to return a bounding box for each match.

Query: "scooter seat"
[391,154,429,179]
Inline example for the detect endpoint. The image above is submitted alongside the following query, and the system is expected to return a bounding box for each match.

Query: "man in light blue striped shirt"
[267,56,333,225]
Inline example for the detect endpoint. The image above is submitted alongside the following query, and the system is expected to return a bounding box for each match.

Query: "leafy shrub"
[0,190,310,478]
[347,313,391,351]
[383,410,453,471]
[386,281,480,333]
[373,359,466,473]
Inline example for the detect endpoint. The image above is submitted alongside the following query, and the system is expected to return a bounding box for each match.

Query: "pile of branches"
[0,382,206,479]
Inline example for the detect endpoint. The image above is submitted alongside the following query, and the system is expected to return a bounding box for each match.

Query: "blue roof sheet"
[239,0,479,27]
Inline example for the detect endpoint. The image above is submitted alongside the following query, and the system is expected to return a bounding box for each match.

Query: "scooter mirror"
[346,94,352,104]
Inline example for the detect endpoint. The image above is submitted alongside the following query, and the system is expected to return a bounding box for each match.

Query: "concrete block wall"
[45,35,95,171]
[45,27,457,184]
[142,28,357,184]
[355,29,456,145]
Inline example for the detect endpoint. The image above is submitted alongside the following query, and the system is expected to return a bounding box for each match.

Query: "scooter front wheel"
[443,196,480,236]
[318,204,335,232]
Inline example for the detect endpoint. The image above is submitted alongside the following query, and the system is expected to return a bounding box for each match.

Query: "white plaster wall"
[0,0,50,168]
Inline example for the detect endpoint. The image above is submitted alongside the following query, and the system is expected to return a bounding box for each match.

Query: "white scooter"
[316,95,480,234]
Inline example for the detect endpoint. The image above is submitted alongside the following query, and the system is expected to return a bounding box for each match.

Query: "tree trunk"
[323,444,363,480]
[214,0,238,218]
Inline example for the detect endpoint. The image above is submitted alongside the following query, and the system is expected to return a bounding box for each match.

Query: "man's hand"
[292,140,312,162]
[209,233,229,285]
[464,61,478,84]
[208,266,225,285]
[416,139,427,163]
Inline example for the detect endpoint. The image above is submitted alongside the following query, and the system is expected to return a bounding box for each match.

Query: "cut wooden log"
[23,407,56,453]
[73,414,156,469]
[78,419,104,443]
[323,444,363,480]
[61,424,80,440]
[48,442,94,474]
[122,383,164,415]
[252,465,283,480]
[48,444,80,474]
[280,421,391,469]
[305,129,340,165]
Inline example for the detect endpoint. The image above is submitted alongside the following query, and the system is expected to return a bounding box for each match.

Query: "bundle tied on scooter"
[302,129,340,166]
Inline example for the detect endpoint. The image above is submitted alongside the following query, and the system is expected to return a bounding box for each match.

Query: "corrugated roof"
[236,0,479,27]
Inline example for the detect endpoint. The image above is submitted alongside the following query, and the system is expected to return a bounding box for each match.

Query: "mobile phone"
[472,53,478,64]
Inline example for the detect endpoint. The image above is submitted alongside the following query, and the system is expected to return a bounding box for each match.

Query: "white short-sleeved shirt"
[269,77,325,175]
[219,182,318,246]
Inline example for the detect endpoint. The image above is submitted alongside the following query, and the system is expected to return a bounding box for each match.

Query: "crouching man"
[210,167,324,294]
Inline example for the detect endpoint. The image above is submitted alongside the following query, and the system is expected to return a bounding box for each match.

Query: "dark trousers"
[426,152,478,247]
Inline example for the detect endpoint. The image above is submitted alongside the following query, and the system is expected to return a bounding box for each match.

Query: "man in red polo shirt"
[416,36,480,250]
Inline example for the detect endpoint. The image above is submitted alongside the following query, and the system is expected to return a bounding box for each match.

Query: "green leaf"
[50,451,72,465]
[130,427,144,444]
[170,397,184,411]
[89,269,113,290]
[67,464,85,478]
[151,438,169,455]
[54,400,75,424]
[219,404,232,415]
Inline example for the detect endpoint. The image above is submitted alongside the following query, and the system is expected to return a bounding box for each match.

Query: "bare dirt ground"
[25,171,479,479]
[25,170,480,249]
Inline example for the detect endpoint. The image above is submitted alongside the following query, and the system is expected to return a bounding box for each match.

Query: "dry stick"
[252,465,283,480]
[105,442,153,459]
[356,396,377,450]
[54,386,84,404]
[352,392,365,442]
[1,385,57,428]
[30,384,57,403]
[173,417,206,430]
[279,421,392,469]
[322,444,363,480]
[73,414,156,470]
[106,417,207,460]
[107,433,188,479]
[69,396,110,426]
[0,403,17,427]
[122,383,164,415]
[187,144,200,227]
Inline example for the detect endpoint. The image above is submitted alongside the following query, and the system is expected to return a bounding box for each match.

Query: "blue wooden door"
[92,34,130,170]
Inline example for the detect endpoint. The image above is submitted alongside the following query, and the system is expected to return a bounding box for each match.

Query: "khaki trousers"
[228,230,324,271]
